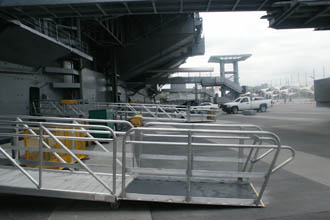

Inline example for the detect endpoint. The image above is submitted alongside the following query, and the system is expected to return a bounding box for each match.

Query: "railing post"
[186,130,192,202]
[72,125,76,163]
[156,105,158,119]
[133,130,142,167]
[237,126,244,182]
[255,135,282,206]
[249,148,260,172]
[112,138,117,195]
[13,117,19,160]
[121,133,129,198]
[242,138,259,173]
[187,106,191,122]
[39,124,43,189]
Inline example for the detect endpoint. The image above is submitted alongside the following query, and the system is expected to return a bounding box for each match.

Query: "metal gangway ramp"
[0,116,133,205]
[0,116,294,207]
[120,122,295,207]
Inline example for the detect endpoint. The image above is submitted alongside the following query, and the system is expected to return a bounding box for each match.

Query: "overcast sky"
[181,12,330,87]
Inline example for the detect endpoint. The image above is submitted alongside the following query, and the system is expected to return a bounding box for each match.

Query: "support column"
[195,83,198,102]
[220,62,225,78]
[221,87,226,98]
[233,61,239,84]
[76,18,84,100]
[112,52,118,103]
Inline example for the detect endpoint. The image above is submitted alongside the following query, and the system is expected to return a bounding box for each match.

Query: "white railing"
[121,123,295,206]
[0,116,134,196]
[37,100,219,123]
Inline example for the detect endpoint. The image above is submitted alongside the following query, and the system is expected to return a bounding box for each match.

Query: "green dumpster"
[88,109,115,138]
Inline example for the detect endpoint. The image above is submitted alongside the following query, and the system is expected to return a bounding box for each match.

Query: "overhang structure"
[0,0,329,101]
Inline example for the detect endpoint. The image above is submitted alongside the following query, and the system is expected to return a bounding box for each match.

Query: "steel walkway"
[0,166,131,203]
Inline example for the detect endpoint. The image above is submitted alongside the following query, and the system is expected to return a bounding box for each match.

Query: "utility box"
[129,115,143,127]
[88,109,115,138]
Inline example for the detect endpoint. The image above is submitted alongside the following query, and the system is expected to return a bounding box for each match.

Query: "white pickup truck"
[221,97,272,114]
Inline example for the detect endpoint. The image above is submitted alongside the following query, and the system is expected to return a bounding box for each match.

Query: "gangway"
[0,116,294,207]
[0,117,131,204]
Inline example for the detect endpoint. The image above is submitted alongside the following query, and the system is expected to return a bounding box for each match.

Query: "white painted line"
[235,114,326,122]
[281,150,330,187]
[209,137,330,187]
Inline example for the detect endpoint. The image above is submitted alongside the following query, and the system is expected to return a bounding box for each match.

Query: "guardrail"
[121,124,295,206]
[0,116,133,197]
[37,100,219,123]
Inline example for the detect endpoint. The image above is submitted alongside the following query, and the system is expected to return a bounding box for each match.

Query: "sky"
[180,12,330,87]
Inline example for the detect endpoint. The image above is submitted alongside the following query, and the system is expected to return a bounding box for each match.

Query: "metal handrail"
[36,101,218,122]
[121,126,294,206]
[145,122,262,131]
[0,115,134,133]
[0,119,119,153]
[0,118,120,195]
[41,125,115,194]
[271,146,295,174]
[16,117,68,165]
[122,127,279,189]
[0,147,39,188]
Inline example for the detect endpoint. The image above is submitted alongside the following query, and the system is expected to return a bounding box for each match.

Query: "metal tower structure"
[209,54,251,98]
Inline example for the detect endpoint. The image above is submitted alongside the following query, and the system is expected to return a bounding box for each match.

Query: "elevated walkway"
[148,76,242,94]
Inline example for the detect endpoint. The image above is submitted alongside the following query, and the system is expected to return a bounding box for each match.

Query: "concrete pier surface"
[1,103,330,220]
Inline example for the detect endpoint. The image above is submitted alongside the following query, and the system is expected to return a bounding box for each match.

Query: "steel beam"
[257,0,269,10]
[82,31,103,46]
[13,7,38,22]
[95,19,124,47]
[304,6,330,24]
[112,51,118,102]
[206,0,212,11]
[123,2,132,14]
[148,67,214,73]
[180,0,184,13]
[209,54,251,63]
[96,3,108,16]
[40,6,58,18]
[302,1,330,7]
[315,27,330,31]
[151,0,158,14]
[0,0,149,7]
[271,1,300,27]
[232,0,241,11]
[68,4,83,16]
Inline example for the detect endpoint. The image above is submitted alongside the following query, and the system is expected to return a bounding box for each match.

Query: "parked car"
[191,102,219,112]
[181,100,199,106]
[221,97,272,114]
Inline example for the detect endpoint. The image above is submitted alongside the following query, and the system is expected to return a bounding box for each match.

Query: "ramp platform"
[0,166,127,202]
[125,179,260,206]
